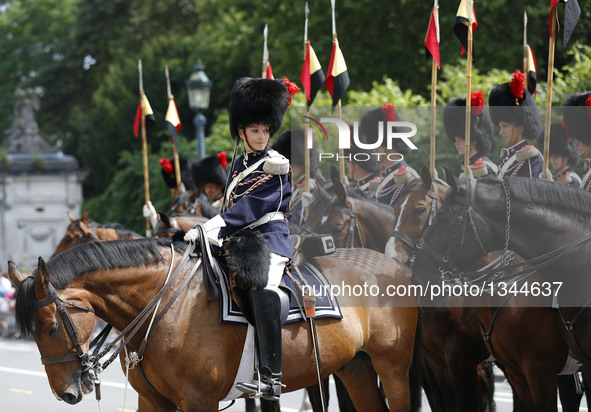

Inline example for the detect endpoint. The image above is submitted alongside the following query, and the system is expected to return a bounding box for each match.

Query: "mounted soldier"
[274,129,319,233]
[184,76,299,401]
[489,70,544,179]
[191,152,228,209]
[444,91,497,178]
[536,121,581,188]
[563,91,591,192]
[359,105,418,204]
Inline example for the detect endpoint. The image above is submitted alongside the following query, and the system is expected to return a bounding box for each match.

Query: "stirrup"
[236,373,284,401]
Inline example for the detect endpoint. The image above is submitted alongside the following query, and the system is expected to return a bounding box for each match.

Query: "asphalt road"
[1,339,587,411]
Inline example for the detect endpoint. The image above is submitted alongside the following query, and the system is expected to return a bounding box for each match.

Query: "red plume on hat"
[216,152,228,169]
[381,104,397,122]
[510,70,526,105]
[586,94,591,119]
[160,157,173,176]
[471,91,485,116]
[281,77,300,107]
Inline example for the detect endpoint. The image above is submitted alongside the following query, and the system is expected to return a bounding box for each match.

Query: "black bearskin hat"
[229,77,299,140]
[275,129,318,172]
[159,157,196,190]
[359,105,411,154]
[537,121,579,166]
[489,70,543,141]
[444,92,493,156]
[192,153,228,188]
[344,133,381,174]
[563,91,591,146]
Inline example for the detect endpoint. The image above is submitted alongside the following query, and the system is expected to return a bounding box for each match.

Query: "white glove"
[540,168,553,181]
[142,201,158,229]
[301,191,314,209]
[184,215,226,247]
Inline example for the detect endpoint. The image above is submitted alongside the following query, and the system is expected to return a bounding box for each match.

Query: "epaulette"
[515,145,540,162]
[263,150,290,175]
[469,158,488,178]
[393,165,412,184]
[556,172,573,185]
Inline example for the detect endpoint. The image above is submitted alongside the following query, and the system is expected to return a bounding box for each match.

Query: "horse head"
[52,215,96,257]
[386,167,448,265]
[167,188,203,216]
[155,212,207,238]
[10,258,96,404]
[410,169,495,287]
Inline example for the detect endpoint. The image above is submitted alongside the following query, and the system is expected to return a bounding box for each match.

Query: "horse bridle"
[34,282,96,367]
[322,197,364,248]
[410,178,495,282]
[389,179,441,270]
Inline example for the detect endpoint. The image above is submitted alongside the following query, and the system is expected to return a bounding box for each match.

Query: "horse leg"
[334,352,388,412]
[476,360,495,412]
[558,374,583,412]
[335,372,357,412]
[260,399,281,412]
[306,379,330,411]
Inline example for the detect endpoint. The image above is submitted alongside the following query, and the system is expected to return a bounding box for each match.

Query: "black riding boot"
[236,289,283,401]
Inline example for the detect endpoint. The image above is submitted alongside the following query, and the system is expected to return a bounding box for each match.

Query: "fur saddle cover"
[223,228,270,290]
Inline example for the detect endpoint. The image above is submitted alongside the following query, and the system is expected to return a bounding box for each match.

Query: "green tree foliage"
[2,0,591,230]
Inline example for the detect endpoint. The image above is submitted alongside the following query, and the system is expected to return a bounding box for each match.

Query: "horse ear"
[34,257,51,296]
[79,221,93,238]
[332,178,347,205]
[330,165,339,182]
[190,189,201,202]
[443,167,459,193]
[420,166,432,187]
[158,212,170,227]
[8,261,25,287]
[81,209,89,223]
[67,211,76,222]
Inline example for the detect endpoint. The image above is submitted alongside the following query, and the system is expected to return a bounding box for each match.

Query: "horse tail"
[409,306,423,412]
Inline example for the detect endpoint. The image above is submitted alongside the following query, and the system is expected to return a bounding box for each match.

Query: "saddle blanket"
[218,261,343,324]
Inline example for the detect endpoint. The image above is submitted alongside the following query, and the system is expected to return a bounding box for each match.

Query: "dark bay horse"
[52,211,142,257]
[411,170,591,410]
[9,237,417,412]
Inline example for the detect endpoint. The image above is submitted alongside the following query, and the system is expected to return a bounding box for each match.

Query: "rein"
[420,178,591,286]
[332,198,364,248]
[35,240,199,377]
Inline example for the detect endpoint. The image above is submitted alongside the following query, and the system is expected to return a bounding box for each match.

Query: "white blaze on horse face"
[385,197,409,261]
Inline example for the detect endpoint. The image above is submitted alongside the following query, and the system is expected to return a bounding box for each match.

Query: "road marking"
[9,388,33,395]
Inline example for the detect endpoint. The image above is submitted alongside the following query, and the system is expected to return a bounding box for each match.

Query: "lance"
[165,65,182,195]
[523,12,529,93]
[303,2,311,195]
[542,7,558,179]
[463,1,475,178]
[262,24,270,78]
[429,0,440,177]
[331,0,346,184]
[138,59,152,237]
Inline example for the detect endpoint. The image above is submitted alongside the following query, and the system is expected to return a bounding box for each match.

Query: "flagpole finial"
[304,2,309,43]
[165,65,173,99]
[138,59,144,93]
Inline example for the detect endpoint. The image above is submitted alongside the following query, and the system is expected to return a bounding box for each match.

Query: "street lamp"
[186,59,212,159]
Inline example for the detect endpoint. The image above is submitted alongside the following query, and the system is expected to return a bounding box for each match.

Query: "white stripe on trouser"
[265,253,289,290]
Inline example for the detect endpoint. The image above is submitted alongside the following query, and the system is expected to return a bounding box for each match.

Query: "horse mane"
[14,237,188,338]
[47,238,186,288]
[346,187,394,214]
[497,177,591,217]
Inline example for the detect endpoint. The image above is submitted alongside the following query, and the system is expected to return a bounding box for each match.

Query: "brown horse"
[9,237,417,412]
[392,169,587,411]
[52,211,142,257]
[313,177,494,411]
